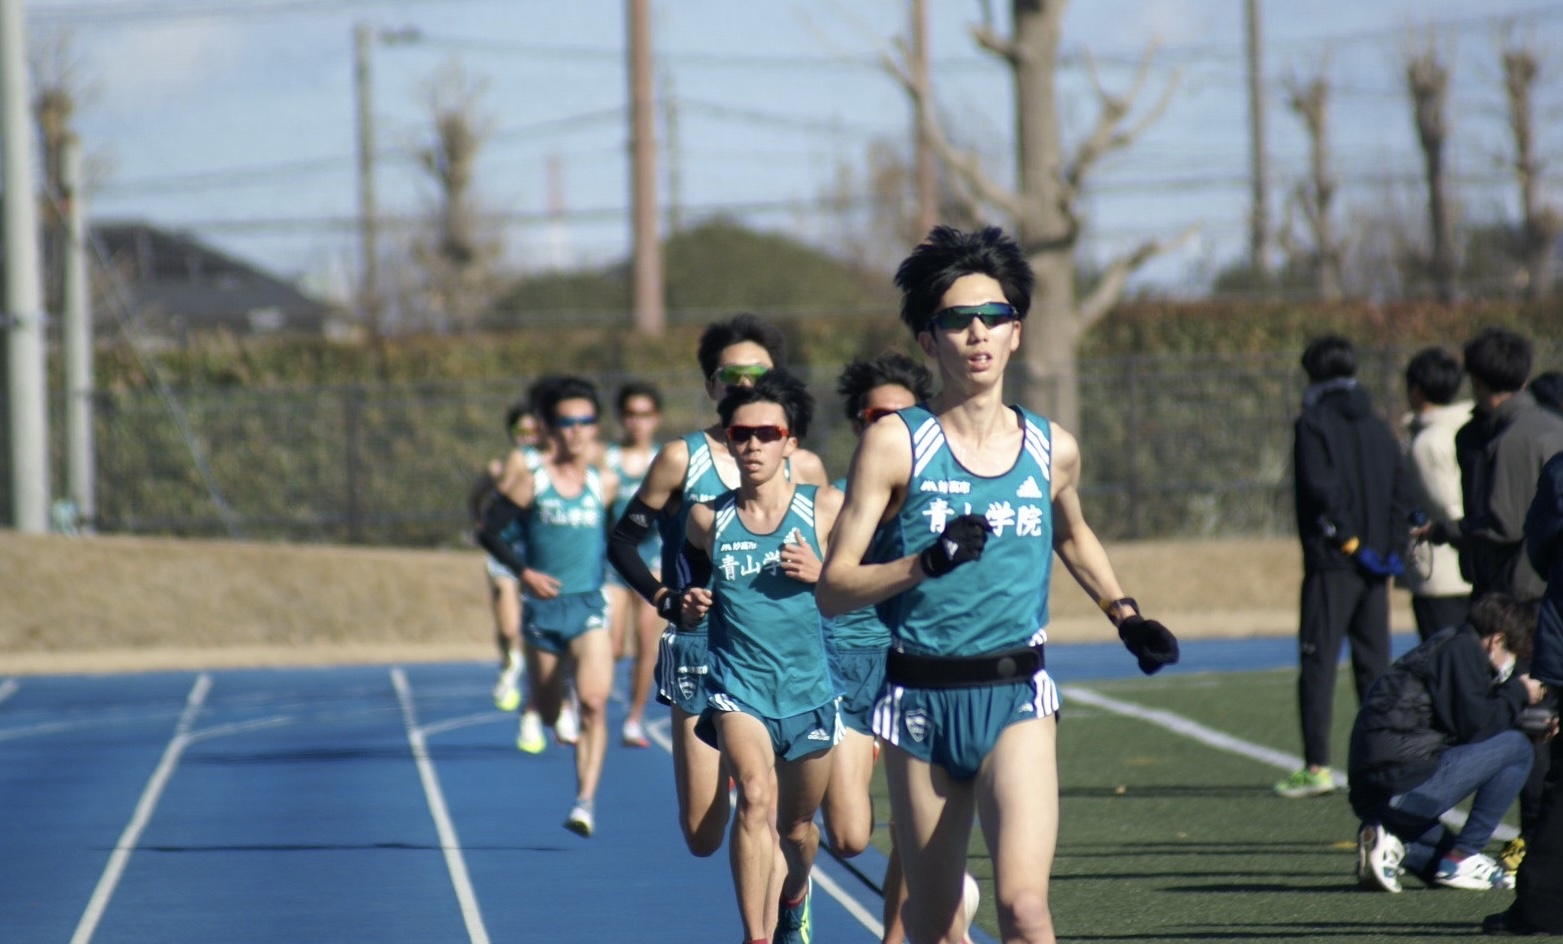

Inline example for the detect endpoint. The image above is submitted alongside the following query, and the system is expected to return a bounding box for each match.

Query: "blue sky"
[22,0,1563,302]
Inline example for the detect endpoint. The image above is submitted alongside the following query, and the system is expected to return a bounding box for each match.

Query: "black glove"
[1425,520,1459,546]
[918,514,992,578]
[1118,615,1179,675]
[655,590,682,624]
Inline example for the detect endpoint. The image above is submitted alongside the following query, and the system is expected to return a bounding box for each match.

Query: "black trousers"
[1513,735,1563,932]
[1411,594,1470,643]
[1297,568,1391,769]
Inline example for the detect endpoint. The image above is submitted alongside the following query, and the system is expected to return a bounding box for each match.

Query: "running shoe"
[492,652,523,712]
[555,692,580,746]
[960,872,981,944]
[1499,837,1527,873]
[1273,767,1335,798]
[1434,853,1512,890]
[517,710,546,754]
[773,876,811,944]
[564,799,594,838]
[1355,822,1405,893]
[622,717,650,748]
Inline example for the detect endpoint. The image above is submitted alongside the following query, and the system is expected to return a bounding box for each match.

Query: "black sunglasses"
[925,302,1018,333]
[725,425,789,444]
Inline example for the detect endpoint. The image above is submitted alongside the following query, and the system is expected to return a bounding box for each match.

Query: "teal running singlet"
[885,404,1054,656]
[826,477,893,651]
[708,484,836,718]
[658,431,734,630]
[523,464,607,597]
[606,442,662,564]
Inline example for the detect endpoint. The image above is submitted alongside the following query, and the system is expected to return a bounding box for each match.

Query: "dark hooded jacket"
[1525,451,1563,687]
[1293,382,1413,574]
[1348,624,1529,812]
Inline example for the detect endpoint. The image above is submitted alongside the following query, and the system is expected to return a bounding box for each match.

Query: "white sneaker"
[1434,852,1510,890]
[517,710,546,754]
[1356,822,1405,893]
[960,872,981,943]
[622,717,649,748]
[554,693,579,746]
[491,651,523,712]
[564,800,594,838]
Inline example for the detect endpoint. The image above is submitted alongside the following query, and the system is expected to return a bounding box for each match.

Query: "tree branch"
[1075,223,1200,330]
[970,24,1019,64]
[1064,43,1180,202]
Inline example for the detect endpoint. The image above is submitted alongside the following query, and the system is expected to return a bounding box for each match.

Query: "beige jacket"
[1404,401,1474,598]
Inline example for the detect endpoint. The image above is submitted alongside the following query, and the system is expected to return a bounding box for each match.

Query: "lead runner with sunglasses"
[607,313,829,867]
[818,226,1179,944]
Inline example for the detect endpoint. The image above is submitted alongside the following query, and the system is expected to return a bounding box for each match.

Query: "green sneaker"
[773,876,811,944]
[1274,767,1335,798]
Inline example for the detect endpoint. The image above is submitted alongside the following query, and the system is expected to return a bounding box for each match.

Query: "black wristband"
[1100,596,1139,627]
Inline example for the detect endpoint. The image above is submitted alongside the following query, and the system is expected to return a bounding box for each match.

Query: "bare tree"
[1404,33,1458,303]
[884,0,1194,431]
[1501,37,1559,301]
[410,60,502,334]
[30,31,91,317]
[1278,67,1344,301]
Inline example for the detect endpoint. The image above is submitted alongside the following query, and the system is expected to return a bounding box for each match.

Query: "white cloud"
[85,18,248,116]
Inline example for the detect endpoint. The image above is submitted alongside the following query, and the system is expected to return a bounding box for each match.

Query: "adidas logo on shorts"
[807,728,831,741]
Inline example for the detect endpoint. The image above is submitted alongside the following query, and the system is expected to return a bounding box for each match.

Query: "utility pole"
[354,21,381,340]
[2,0,50,532]
[911,0,937,237]
[662,69,682,234]
[627,0,665,334]
[62,133,93,531]
[1245,0,1271,277]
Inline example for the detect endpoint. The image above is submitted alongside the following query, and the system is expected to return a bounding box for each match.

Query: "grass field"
[867,665,1519,943]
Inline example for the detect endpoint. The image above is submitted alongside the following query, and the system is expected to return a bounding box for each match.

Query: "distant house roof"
[91,222,348,340]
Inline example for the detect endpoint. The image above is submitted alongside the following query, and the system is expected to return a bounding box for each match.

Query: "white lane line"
[644,714,880,938]
[70,673,211,944]
[421,711,508,740]
[0,678,18,705]
[1063,684,1515,841]
[391,668,490,944]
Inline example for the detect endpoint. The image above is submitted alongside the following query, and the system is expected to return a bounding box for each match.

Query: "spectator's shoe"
[1499,837,1527,873]
[1435,853,1512,890]
[491,652,523,712]
[1483,909,1549,936]
[960,872,981,944]
[517,710,546,754]
[773,876,812,944]
[1273,767,1336,798]
[564,799,594,838]
[1356,822,1405,893]
[621,717,650,748]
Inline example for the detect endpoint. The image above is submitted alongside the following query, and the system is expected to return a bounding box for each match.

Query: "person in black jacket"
[1276,335,1415,798]
[1351,593,1547,893]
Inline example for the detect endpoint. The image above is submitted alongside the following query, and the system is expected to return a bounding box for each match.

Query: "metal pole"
[2,0,51,532]
[1245,0,1270,276]
[62,133,93,531]
[911,0,937,236]
[354,21,381,339]
[627,0,665,333]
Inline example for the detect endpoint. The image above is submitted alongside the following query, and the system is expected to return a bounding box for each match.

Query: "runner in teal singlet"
[818,227,1179,944]
[479,376,619,838]
[681,368,842,944]
[606,314,829,860]
[602,381,664,748]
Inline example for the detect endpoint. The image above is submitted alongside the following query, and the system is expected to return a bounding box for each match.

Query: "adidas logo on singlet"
[1017,476,1045,499]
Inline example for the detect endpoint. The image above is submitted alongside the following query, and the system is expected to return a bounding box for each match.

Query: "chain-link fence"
[14,343,1559,546]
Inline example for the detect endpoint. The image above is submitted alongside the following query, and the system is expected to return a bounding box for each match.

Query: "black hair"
[537,375,600,428]
[504,399,529,435]
[835,352,935,422]
[1463,327,1533,394]
[526,375,567,416]
[616,381,663,416]
[1300,335,1356,383]
[697,313,788,380]
[717,367,814,440]
[1405,346,1463,405]
[893,225,1034,335]
[1468,592,1535,662]
[1531,370,1563,415]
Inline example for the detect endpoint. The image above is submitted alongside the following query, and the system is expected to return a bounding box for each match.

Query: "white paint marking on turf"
[1062,684,1515,842]
[70,673,211,944]
[391,668,491,944]
[0,678,18,705]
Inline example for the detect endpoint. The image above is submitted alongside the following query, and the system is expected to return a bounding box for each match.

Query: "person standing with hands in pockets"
[818,225,1178,944]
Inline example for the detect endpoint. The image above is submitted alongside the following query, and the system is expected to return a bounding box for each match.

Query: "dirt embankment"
[0,530,1415,675]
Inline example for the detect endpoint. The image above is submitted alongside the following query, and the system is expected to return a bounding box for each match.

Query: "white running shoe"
[554,692,580,746]
[517,710,546,754]
[622,717,649,748]
[564,800,594,838]
[492,651,523,712]
[960,872,981,943]
[1356,822,1405,893]
[1434,852,1511,890]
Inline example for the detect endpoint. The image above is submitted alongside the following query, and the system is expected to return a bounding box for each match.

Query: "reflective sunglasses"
[725,425,789,444]
[857,407,901,425]
[925,302,1018,333]
[552,415,598,429]
[710,363,770,386]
